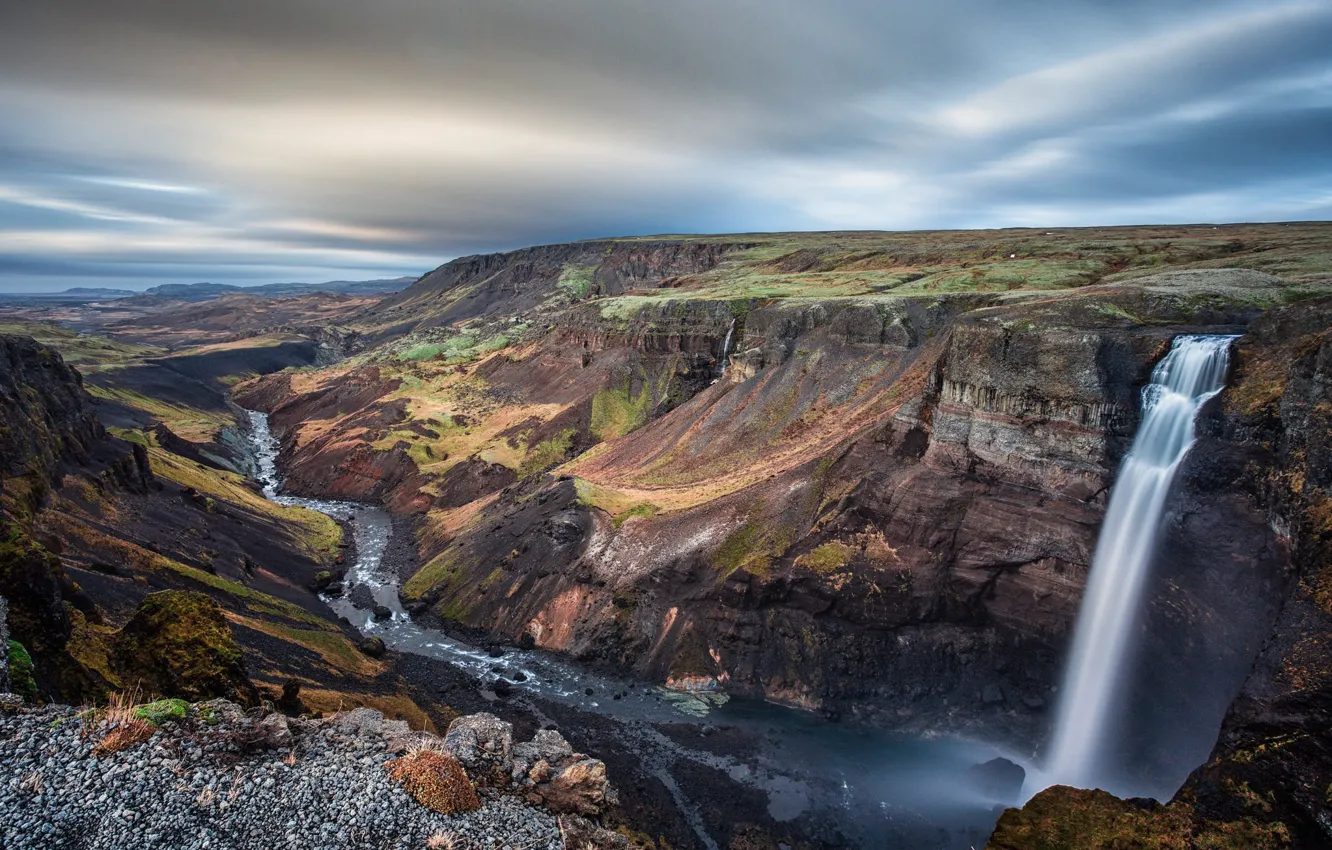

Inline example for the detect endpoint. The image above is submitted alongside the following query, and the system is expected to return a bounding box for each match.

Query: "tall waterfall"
[1042,334,1238,792]
[718,318,737,378]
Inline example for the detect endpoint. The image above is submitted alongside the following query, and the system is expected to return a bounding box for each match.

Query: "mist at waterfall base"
[1030,335,1242,801]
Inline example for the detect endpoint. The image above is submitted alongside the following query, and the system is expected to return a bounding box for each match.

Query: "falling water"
[718,318,737,377]
[1042,334,1238,793]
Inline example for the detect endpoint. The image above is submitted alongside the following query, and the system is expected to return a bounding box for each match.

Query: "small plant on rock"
[385,750,481,815]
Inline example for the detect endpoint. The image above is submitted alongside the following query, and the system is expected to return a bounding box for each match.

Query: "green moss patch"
[6,640,37,700]
[518,428,576,478]
[590,384,654,441]
[134,698,190,725]
[797,542,854,573]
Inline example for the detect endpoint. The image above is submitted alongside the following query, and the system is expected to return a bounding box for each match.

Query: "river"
[245,408,1016,849]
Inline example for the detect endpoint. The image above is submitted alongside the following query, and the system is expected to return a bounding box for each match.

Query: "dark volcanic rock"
[967,757,1026,803]
[358,636,387,658]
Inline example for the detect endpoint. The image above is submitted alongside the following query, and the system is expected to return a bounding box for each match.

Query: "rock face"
[113,590,260,706]
[0,334,104,497]
[0,596,9,693]
[243,248,1314,790]
[0,335,158,697]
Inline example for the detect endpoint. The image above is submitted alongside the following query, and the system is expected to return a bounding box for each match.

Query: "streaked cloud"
[0,0,1328,291]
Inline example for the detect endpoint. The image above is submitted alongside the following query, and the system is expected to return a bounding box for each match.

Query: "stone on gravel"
[443,713,513,774]
[540,758,615,816]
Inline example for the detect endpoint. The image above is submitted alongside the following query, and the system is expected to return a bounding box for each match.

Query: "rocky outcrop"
[440,712,617,817]
[112,590,261,706]
[368,238,750,334]
[0,334,104,504]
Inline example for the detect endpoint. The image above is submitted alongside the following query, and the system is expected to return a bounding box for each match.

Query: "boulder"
[557,814,631,850]
[967,756,1026,803]
[256,712,294,749]
[443,713,514,773]
[511,729,574,785]
[335,706,410,738]
[539,758,616,816]
[372,605,392,621]
[358,636,387,658]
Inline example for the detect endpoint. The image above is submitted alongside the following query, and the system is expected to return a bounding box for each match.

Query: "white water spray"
[1041,334,1238,793]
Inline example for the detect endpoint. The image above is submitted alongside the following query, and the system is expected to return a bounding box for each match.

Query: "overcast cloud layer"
[1,0,1330,291]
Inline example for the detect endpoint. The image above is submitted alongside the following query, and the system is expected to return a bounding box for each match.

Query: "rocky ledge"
[0,700,625,850]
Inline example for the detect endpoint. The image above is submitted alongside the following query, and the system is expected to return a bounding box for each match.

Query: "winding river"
[245,409,1015,849]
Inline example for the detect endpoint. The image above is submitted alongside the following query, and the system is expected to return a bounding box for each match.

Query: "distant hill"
[0,276,417,305]
[0,287,139,305]
[141,277,417,301]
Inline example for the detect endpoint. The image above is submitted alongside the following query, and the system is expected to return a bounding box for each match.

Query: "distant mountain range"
[0,277,417,304]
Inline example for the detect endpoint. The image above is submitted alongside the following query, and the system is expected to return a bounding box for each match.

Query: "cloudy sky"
[1,1,1330,291]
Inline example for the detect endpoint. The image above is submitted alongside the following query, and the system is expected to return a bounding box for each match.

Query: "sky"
[1,1,1330,292]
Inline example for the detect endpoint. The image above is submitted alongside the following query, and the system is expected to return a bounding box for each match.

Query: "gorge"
[3,223,1332,849]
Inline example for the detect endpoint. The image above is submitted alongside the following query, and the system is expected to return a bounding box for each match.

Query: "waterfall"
[718,318,737,378]
[1041,334,1238,793]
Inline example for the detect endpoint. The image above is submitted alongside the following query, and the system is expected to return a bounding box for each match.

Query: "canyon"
[2,222,1332,848]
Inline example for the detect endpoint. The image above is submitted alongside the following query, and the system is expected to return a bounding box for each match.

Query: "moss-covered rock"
[6,639,36,701]
[112,590,259,706]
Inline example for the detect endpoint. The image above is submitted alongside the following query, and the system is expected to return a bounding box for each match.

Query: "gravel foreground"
[0,703,564,850]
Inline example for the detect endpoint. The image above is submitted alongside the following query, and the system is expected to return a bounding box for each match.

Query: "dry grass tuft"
[425,832,460,850]
[93,687,157,756]
[386,750,481,815]
[94,719,156,755]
